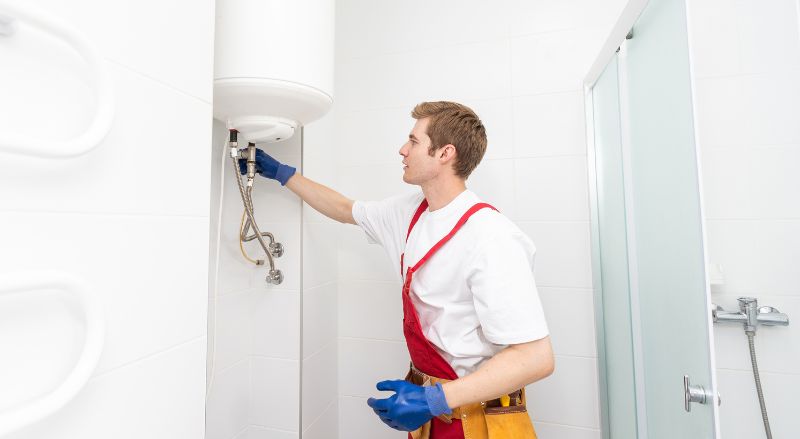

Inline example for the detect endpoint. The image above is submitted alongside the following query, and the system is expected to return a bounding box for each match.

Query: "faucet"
[713,297,789,332]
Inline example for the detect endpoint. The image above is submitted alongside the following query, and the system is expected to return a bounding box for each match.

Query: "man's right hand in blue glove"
[238,148,296,186]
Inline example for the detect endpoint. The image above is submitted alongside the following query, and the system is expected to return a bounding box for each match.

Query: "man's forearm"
[441,336,554,408]
[284,173,356,224]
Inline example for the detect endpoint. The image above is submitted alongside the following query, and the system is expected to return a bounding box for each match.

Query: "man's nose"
[399,142,409,156]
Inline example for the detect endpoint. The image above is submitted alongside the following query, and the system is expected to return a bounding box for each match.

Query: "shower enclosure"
[584,0,720,437]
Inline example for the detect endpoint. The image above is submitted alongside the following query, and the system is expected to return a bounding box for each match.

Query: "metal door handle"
[684,375,713,412]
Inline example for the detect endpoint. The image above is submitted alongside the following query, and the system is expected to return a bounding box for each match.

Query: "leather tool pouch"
[482,389,538,439]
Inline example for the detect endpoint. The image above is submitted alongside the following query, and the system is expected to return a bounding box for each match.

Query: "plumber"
[240,101,554,439]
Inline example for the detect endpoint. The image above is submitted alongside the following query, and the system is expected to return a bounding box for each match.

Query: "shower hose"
[747,331,772,439]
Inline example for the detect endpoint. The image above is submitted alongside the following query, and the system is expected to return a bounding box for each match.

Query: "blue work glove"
[237,148,296,186]
[366,380,452,431]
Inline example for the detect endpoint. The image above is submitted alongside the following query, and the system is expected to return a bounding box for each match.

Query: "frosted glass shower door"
[586,0,720,438]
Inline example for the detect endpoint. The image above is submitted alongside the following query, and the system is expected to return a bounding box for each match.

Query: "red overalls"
[400,199,497,439]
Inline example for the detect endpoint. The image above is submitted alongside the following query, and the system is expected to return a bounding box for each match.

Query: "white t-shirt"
[351,189,549,377]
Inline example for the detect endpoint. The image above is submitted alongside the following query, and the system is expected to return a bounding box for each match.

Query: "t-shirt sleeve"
[466,231,549,345]
[351,191,423,247]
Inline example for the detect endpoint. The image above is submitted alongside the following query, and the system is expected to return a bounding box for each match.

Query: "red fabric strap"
[406,199,429,242]
[408,202,497,274]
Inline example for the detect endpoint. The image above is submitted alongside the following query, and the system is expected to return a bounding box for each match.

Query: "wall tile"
[514,156,590,221]
[339,338,409,398]
[705,220,800,296]
[302,342,338,431]
[303,283,338,359]
[686,0,741,77]
[517,221,593,289]
[252,289,300,361]
[736,0,800,74]
[303,222,339,289]
[206,359,250,439]
[513,91,587,158]
[337,164,413,202]
[250,357,300,432]
[339,396,405,439]
[694,73,800,148]
[338,280,404,342]
[539,288,597,357]
[211,290,253,373]
[336,0,509,60]
[700,145,800,220]
[509,0,627,36]
[303,400,338,439]
[337,39,511,111]
[338,227,402,283]
[716,368,800,439]
[337,108,415,167]
[0,62,212,217]
[469,159,518,219]
[246,425,297,439]
[532,422,602,439]
[527,355,600,429]
[0,212,208,376]
[511,28,608,96]
[7,338,206,439]
[30,0,215,101]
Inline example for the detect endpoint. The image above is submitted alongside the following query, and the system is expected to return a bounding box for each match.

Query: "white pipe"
[0,271,105,436]
[0,1,114,158]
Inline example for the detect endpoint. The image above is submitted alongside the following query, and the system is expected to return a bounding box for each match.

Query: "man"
[242,101,554,438]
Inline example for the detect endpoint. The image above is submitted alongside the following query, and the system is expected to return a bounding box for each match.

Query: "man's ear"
[439,144,456,161]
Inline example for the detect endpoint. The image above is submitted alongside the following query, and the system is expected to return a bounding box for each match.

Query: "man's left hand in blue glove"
[366,380,452,431]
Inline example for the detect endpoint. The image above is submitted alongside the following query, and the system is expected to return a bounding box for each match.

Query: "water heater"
[213,0,334,144]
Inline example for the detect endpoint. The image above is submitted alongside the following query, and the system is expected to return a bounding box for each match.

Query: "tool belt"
[404,364,538,439]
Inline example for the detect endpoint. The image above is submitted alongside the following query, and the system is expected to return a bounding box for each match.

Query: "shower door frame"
[583,0,721,438]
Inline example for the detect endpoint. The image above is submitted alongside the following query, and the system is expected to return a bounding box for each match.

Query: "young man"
[243,101,554,438]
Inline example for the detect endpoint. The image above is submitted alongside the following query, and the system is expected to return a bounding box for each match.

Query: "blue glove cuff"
[275,164,297,186]
[424,383,452,416]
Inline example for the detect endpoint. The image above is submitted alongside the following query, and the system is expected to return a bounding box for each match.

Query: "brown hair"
[411,101,487,179]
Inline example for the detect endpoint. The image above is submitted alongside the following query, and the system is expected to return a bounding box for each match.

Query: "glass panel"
[590,55,639,439]
[621,0,718,437]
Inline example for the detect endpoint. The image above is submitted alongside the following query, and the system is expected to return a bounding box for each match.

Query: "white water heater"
[213,0,334,144]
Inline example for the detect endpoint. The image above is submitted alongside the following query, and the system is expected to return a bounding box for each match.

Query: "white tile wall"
[1,9,213,437]
[250,357,300,431]
[688,0,800,437]
[208,121,304,439]
[7,337,207,439]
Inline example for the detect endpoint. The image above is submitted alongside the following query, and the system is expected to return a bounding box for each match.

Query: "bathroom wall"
[206,122,304,439]
[332,1,626,438]
[206,116,338,439]
[687,0,800,437]
[0,0,214,437]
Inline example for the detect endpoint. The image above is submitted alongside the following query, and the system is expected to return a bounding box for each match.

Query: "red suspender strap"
[401,199,429,276]
[406,199,429,241]
[408,202,497,274]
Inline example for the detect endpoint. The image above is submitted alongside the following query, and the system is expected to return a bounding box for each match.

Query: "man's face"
[399,117,440,185]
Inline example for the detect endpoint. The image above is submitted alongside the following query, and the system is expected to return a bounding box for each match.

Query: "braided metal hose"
[231,155,276,271]
[746,331,772,439]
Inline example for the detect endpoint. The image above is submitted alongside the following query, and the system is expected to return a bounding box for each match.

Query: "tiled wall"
[333,1,627,438]
[688,0,800,437]
[207,122,304,439]
[0,0,213,437]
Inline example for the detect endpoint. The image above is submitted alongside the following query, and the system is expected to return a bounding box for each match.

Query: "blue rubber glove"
[366,380,452,431]
[237,148,296,186]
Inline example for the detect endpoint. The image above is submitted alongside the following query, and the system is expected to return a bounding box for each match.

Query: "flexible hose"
[230,156,276,271]
[746,331,772,439]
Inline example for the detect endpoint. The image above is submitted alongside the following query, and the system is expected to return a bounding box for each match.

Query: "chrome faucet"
[713,297,789,332]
